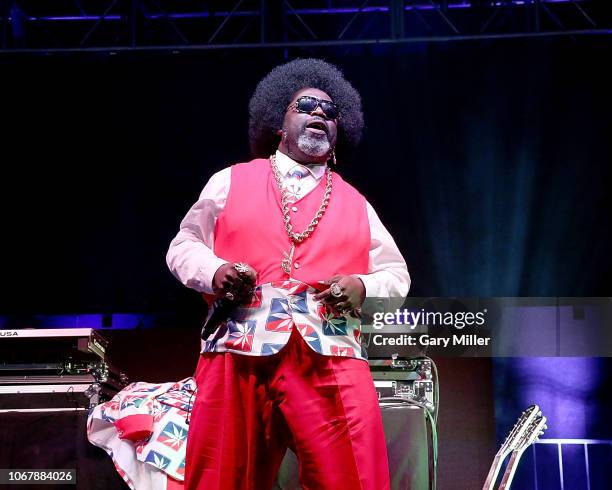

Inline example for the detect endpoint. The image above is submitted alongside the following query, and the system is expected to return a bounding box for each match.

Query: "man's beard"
[297,130,331,158]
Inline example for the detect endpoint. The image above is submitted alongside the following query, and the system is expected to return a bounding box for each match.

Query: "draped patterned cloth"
[87,379,195,490]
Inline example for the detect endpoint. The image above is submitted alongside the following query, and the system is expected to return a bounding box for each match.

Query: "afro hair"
[248,58,364,158]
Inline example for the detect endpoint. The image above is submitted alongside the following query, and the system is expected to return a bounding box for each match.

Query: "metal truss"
[0,1,610,53]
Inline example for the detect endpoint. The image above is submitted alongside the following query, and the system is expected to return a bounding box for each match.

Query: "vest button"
[292,206,298,212]
[294,262,300,269]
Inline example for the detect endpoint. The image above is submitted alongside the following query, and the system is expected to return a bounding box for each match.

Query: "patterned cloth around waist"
[203,280,367,360]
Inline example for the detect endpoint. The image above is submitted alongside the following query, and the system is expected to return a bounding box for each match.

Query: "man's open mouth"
[305,120,328,135]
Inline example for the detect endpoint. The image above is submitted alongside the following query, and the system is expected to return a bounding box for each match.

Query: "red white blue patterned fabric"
[87,378,195,489]
[202,280,367,361]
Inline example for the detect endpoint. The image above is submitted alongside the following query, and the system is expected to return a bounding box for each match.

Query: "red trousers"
[185,328,390,490]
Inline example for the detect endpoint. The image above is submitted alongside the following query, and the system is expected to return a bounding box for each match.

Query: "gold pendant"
[281,243,295,275]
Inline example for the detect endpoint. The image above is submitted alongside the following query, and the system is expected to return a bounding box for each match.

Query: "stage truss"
[0,0,610,53]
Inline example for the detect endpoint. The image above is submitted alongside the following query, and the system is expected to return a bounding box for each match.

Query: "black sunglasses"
[290,95,340,120]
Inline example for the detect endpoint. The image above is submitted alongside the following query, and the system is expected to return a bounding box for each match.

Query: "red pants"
[185,328,390,490]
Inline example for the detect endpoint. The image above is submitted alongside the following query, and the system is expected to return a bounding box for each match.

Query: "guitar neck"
[484,407,546,490]
[499,450,525,490]
[482,453,505,490]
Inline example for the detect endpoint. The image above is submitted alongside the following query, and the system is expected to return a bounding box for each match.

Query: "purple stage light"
[511,358,602,439]
[27,15,123,22]
[23,313,145,329]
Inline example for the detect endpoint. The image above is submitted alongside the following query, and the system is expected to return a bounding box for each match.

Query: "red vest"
[213,158,370,287]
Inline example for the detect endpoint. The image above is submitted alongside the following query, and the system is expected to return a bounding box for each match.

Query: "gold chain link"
[269,154,333,243]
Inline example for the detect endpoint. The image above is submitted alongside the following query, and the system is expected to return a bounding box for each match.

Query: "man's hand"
[313,275,366,315]
[212,262,257,303]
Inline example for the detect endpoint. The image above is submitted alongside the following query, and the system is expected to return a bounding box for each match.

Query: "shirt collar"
[275,150,327,180]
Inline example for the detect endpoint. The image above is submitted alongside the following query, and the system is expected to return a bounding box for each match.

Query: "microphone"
[200,297,239,340]
[201,263,256,340]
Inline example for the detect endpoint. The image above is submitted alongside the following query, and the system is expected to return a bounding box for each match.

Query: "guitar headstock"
[497,405,541,460]
[484,405,547,490]
[515,414,548,453]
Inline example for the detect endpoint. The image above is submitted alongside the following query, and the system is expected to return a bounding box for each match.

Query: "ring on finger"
[234,262,251,276]
[330,282,343,298]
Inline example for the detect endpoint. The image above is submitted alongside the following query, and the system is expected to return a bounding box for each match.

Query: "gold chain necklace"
[269,154,333,274]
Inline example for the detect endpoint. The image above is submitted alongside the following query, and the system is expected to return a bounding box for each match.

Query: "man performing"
[167,58,410,490]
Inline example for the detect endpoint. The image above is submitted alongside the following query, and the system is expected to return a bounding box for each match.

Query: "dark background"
[2,37,611,489]
[2,37,611,316]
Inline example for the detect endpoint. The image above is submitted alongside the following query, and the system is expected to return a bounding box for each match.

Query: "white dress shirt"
[166,150,410,300]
